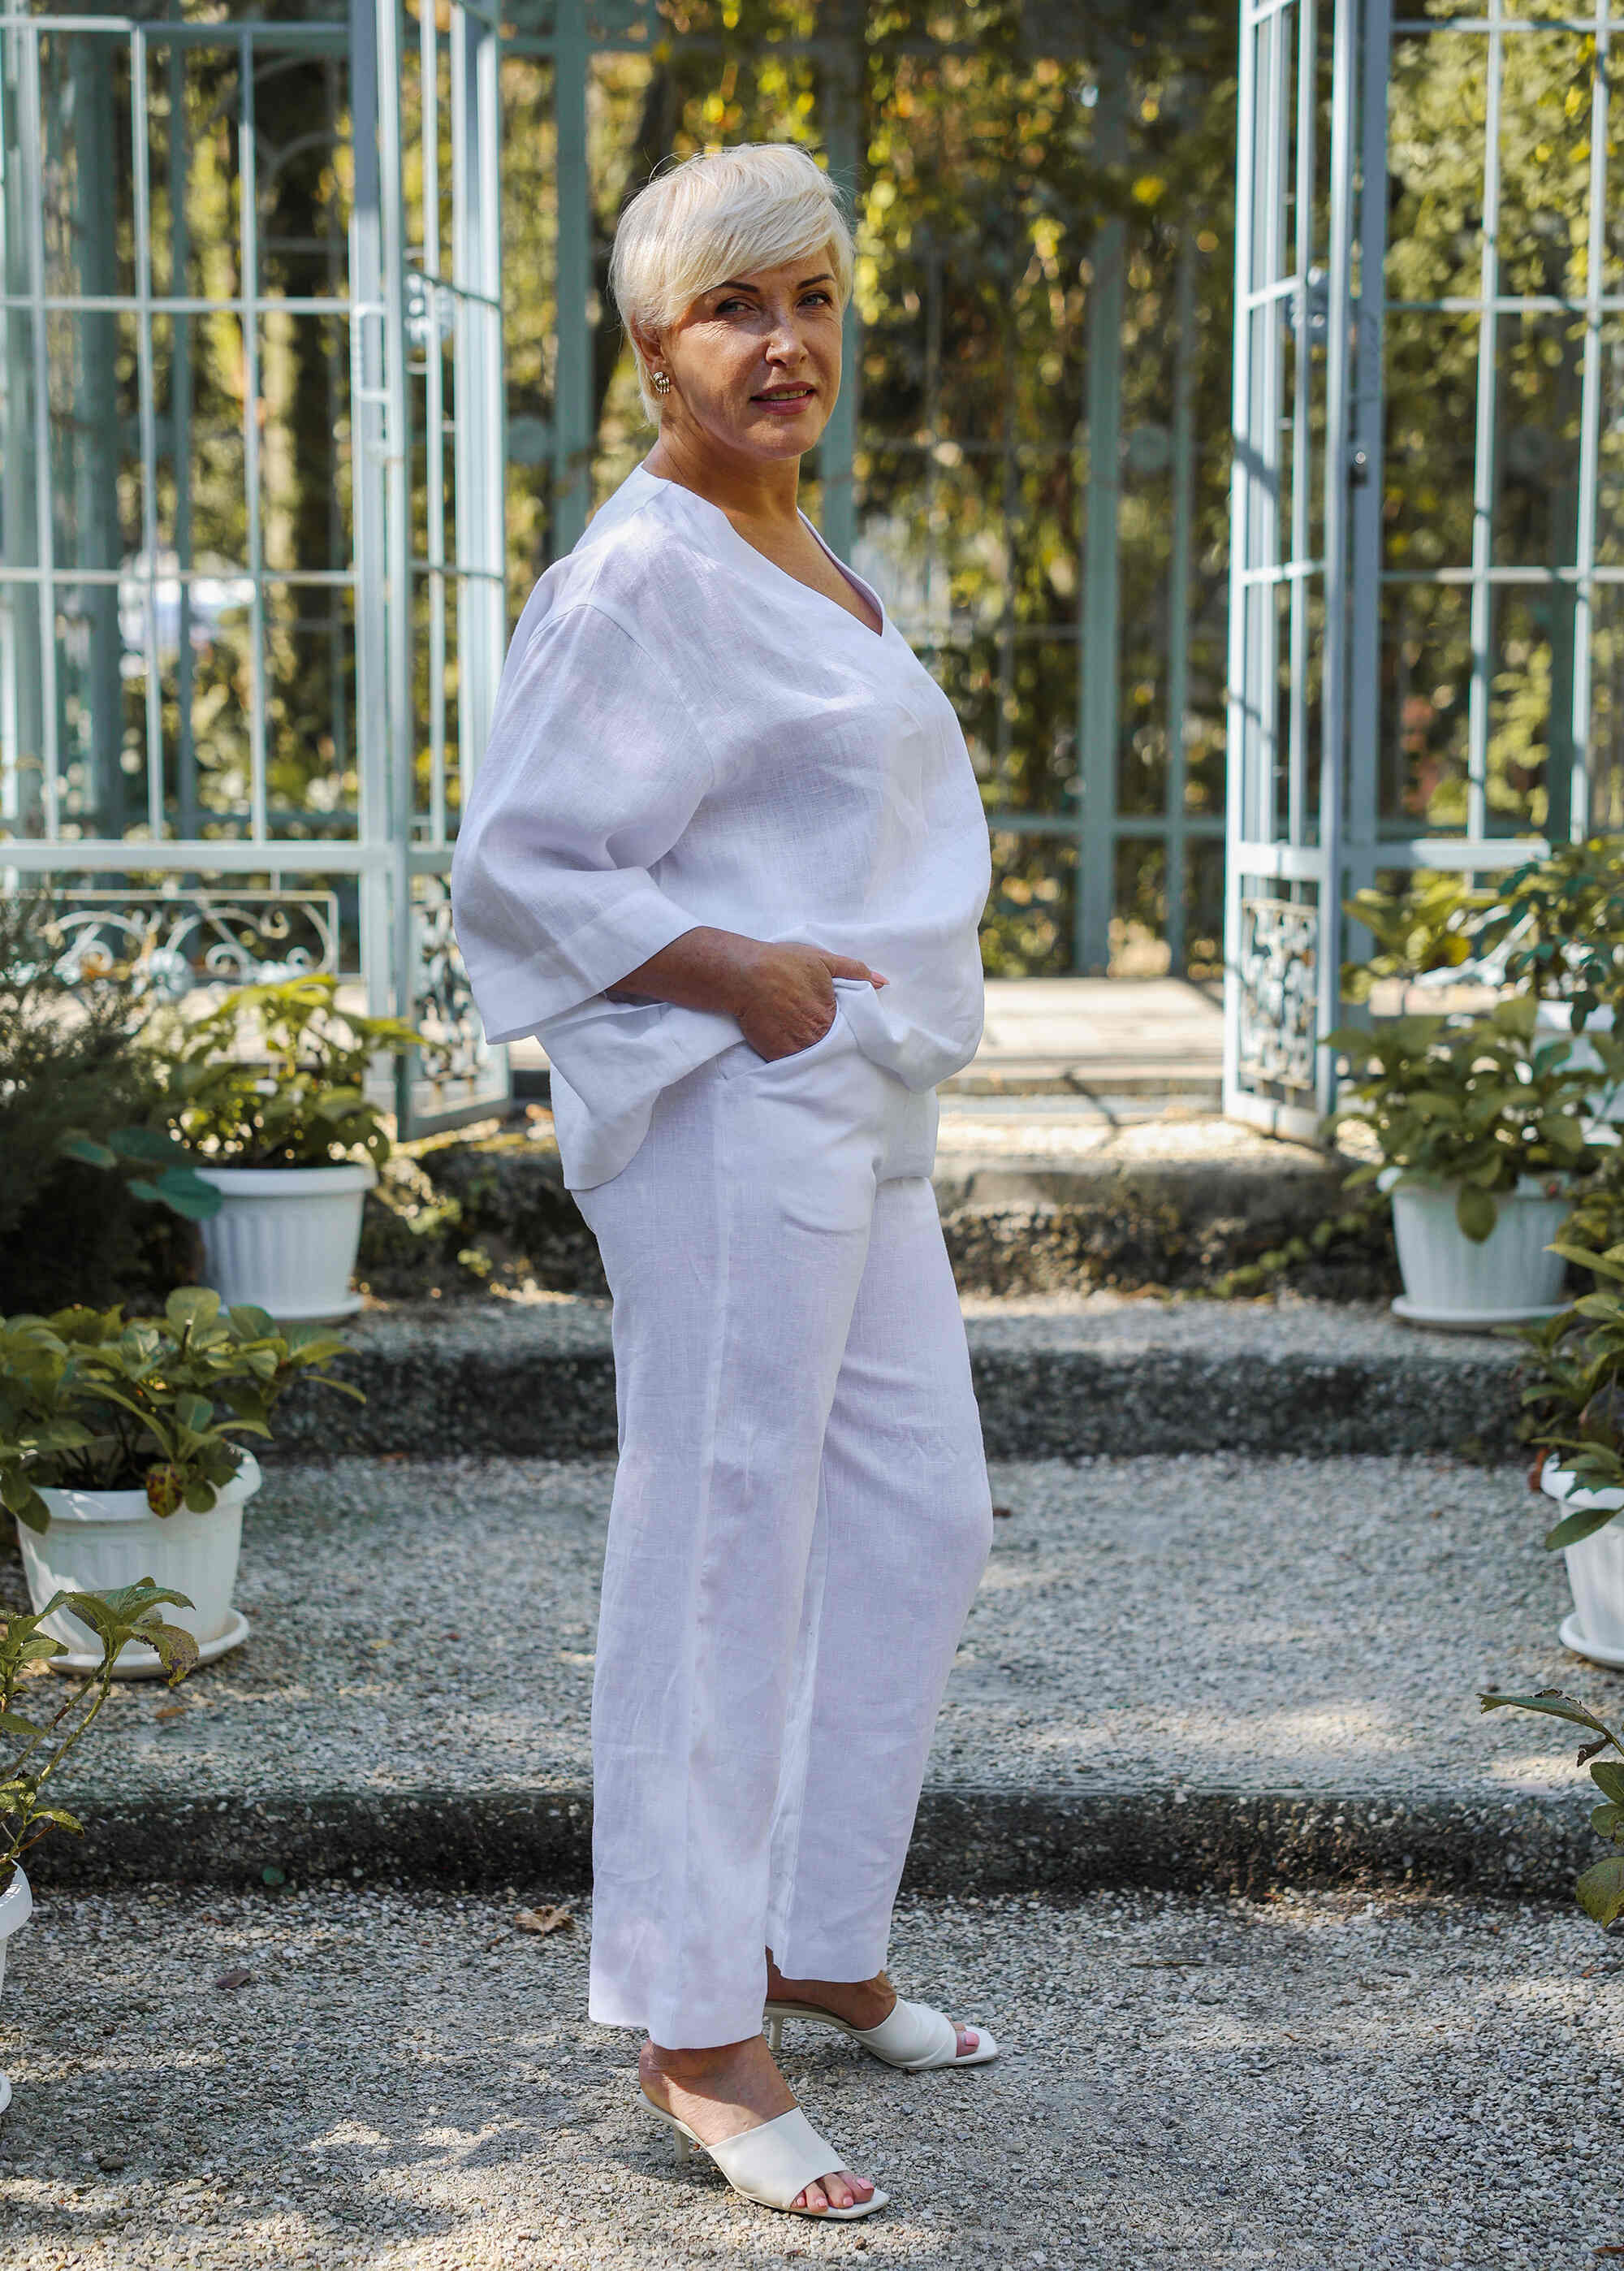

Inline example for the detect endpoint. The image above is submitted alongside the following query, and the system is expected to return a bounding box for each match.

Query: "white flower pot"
[14,1453,261,1676]
[1389,1178,1572,1329]
[1541,1460,1624,1668]
[0,1865,32,2114]
[1535,1003,1624,1126]
[195,1161,375,1322]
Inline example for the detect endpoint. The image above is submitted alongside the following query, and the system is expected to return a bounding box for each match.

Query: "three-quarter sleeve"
[451,601,712,1044]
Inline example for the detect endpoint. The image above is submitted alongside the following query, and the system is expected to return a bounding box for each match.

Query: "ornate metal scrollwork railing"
[1237,895,1320,1094]
[44,889,344,997]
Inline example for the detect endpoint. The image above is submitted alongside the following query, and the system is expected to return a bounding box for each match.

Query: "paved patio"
[510,976,1225,1106]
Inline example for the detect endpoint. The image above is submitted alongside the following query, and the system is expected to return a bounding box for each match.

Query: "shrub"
[0,899,208,1312]
[157,974,421,1170]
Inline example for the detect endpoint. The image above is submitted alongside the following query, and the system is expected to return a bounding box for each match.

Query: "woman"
[451,143,996,2225]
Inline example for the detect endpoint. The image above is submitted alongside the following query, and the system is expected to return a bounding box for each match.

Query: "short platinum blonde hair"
[610,143,854,422]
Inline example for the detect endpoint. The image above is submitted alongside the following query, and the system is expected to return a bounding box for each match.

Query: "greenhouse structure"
[1,0,1621,1136]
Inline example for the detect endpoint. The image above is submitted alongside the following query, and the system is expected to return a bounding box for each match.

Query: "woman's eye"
[715,297,749,315]
[801,292,832,308]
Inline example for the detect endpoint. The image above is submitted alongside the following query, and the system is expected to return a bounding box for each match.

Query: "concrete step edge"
[29,1784,1589,1903]
[273,1341,1525,1463]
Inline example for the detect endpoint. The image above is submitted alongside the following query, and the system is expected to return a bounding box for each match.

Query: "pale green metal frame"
[0,0,510,1133]
[1224,0,1623,1138]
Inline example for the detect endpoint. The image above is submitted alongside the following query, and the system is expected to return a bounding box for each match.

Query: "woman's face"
[650,253,843,463]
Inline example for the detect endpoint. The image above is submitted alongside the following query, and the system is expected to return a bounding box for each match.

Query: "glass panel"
[54,580,145,841]
[1378,582,1472,832]
[254,50,352,301]
[1488,588,1557,833]
[0,305,39,571]
[263,581,356,837]
[1591,582,1624,834]
[1493,307,1585,569]
[1385,32,1488,311]
[982,829,1075,978]
[1113,838,1170,975]
[1497,33,1590,306]
[152,309,247,565]
[0,577,45,836]
[45,309,142,574]
[39,31,137,305]
[258,313,351,573]
[163,42,243,307]
[1185,834,1226,980]
[182,589,255,837]
[1382,310,1480,573]
[1596,326,1624,569]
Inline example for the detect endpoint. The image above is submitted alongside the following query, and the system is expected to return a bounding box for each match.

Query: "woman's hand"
[729,941,887,1062]
[606,928,885,1061]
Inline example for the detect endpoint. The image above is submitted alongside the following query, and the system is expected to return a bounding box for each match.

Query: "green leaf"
[1576,1853,1624,1928]
[1591,1802,1624,1843]
[1544,1504,1624,1552]
[109,1125,181,1165]
[0,1710,45,1741]
[1592,1761,1624,1804]
[165,1288,222,1334]
[30,1808,84,1836]
[132,1615,200,1685]
[55,1131,119,1170]
[150,1169,222,1222]
[1480,1689,1619,1737]
[1455,1182,1498,1243]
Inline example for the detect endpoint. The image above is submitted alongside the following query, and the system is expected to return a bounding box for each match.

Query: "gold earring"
[651,369,672,396]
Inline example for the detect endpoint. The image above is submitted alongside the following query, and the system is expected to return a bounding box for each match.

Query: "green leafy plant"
[158,975,421,1170]
[1513,1250,1624,1541]
[1323,993,1613,1239]
[1474,837,1624,1032]
[0,1287,360,1533]
[1479,1688,1624,1929]
[2,1577,198,1893]
[1339,875,1498,1002]
[0,897,214,1310]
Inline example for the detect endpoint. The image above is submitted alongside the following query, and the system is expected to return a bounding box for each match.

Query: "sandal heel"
[767,2015,784,2053]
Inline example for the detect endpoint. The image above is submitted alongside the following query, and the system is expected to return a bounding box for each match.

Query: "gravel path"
[0,1882,1618,2269]
[2,1452,1610,1816]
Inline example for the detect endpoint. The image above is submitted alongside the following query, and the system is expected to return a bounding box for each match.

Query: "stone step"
[377,1112,1389,1304]
[274,1295,1524,1465]
[14,1451,1605,1903]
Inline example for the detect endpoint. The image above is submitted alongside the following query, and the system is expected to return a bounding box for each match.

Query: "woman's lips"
[753,388,815,413]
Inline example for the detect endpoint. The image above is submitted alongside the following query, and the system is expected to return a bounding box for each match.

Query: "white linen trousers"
[575,980,993,2050]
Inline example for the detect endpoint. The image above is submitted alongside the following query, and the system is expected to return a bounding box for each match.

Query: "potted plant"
[1324,995,1613,1328]
[1479,1687,1624,1931]
[158,975,421,1322]
[1477,836,1624,1126]
[0,1289,358,1673]
[2,1577,198,2107]
[1514,1252,1624,1666]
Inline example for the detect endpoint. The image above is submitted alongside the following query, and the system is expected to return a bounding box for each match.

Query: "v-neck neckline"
[631,462,888,643]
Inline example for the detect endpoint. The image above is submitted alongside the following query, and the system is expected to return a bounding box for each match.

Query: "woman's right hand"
[728,941,887,1062]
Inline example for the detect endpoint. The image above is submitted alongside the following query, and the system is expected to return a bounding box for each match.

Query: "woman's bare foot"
[639,2035,875,2215]
[766,1955,981,2059]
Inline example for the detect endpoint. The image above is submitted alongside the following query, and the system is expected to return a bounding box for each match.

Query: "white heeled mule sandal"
[638,2091,888,2221]
[764,1994,1000,2072]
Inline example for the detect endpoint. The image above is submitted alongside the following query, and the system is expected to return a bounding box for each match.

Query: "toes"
[956,2025,979,2057]
[797,2182,830,2214]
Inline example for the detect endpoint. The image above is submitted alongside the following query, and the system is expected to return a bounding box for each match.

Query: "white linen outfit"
[451,463,994,2048]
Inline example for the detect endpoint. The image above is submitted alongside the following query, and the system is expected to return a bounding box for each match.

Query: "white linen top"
[451,462,991,1190]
